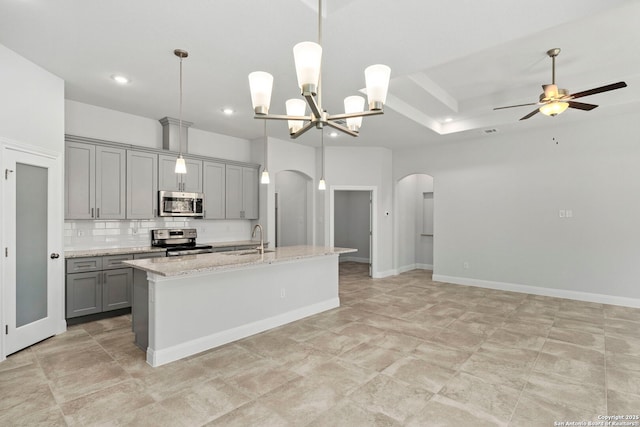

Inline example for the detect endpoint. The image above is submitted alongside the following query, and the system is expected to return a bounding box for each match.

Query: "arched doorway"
[274,170,313,247]
[396,173,434,272]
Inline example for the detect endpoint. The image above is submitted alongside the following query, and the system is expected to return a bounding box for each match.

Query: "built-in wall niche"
[421,192,434,236]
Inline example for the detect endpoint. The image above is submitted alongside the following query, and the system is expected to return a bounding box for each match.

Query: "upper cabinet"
[203,161,225,219]
[158,154,203,193]
[65,141,126,220]
[225,165,259,219]
[127,150,158,219]
[65,136,260,221]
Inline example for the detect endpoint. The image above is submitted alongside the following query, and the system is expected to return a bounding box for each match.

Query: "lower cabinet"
[66,254,134,319]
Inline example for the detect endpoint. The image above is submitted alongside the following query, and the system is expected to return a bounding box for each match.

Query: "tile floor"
[1,262,640,426]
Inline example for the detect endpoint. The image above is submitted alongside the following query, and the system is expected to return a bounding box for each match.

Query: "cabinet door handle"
[97,208,100,218]
[103,272,107,283]
[153,208,157,217]
[91,208,94,218]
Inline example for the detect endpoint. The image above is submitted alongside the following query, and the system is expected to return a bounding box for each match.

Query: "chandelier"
[248,0,391,138]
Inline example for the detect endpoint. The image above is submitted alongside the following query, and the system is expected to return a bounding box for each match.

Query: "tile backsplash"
[64,218,252,250]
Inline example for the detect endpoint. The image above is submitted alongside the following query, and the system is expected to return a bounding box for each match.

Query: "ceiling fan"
[494,48,627,120]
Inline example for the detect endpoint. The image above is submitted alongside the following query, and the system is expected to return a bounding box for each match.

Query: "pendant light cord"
[317,0,322,111]
[321,130,325,179]
[179,55,183,156]
[264,120,268,170]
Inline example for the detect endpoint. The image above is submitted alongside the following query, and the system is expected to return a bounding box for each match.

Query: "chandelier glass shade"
[248,0,390,139]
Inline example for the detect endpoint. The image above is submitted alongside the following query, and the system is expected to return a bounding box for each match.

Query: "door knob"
[50,253,60,259]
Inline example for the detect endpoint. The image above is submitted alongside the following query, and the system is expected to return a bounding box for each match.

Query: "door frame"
[329,185,377,277]
[0,137,66,361]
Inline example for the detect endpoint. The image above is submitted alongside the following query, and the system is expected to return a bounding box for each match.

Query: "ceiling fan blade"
[493,102,538,111]
[520,108,540,121]
[570,81,627,99]
[567,101,598,111]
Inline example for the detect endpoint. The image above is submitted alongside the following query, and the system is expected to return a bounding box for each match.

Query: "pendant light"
[174,49,188,174]
[261,121,270,184]
[318,131,326,191]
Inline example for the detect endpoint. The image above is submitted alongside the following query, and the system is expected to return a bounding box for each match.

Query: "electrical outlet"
[463,261,469,269]
[280,288,286,298]
[77,230,84,237]
[559,210,566,218]
[566,210,573,218]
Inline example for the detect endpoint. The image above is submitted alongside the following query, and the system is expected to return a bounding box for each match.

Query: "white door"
[3,145,64,356]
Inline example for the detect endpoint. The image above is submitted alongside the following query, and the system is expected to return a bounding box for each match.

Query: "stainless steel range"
[151,228,213,256]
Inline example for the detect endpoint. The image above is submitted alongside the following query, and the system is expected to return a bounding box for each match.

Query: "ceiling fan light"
[318,178,326,191]
[285,98,307,134]
[248,71,274,115]
[293,42,322,94]
[540,101,569,117]
[365,64,391,110]
[344,95,365,131]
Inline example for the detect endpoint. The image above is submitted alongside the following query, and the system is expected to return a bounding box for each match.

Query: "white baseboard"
[415,263,433,270]
[397,264,416,274]
[373,269,397,279]
[147,298,340,367]
[432,274,640,308]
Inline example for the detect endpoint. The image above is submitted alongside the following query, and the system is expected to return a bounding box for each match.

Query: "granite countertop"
[123,245,357,277]
[64,246,167,258]
[64,240,266,259]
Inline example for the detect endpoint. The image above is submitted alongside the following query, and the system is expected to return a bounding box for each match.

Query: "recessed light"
[329,131,338,138]
[222,108,235,115]
[444,117,453,123]
[111,74,130,84]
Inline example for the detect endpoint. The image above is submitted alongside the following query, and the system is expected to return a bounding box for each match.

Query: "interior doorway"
[332,190,373,277]
[274,170,312,247]
[1,142,65,359]
[396,174,434,272]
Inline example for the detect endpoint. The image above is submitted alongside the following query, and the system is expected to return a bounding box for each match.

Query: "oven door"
[159,191,204,217]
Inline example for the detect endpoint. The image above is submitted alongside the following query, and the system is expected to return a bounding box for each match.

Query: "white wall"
[334,191,371,263]
[0,43,65,360]
[275,170,310,247]
[253,137,318,248]
[1,45,64,151]
[393,111,640,306]
[324,146,393,277]
[65,100,252,162]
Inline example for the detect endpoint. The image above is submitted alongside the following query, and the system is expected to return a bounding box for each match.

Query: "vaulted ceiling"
[1,0,639,148]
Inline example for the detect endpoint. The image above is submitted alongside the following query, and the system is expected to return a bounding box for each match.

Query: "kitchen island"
[124,245,355,367]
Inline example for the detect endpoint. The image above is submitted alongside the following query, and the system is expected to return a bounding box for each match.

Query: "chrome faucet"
[251,224,264,254]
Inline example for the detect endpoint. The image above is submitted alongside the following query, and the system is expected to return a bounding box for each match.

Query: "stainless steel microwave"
[158,190,204,217]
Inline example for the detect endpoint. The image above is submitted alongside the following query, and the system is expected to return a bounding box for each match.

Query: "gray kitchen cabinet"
[203,161,226,219]
[66,271,102,318]
[225,165,259,219]
[65,141,95,219]
[64,141,126,220]
[127,150,158,219]
[158,154,203,193]
[95,145,127,219]
[103,268,133,311]
[242,167,259,219]
[66,254,134,319]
